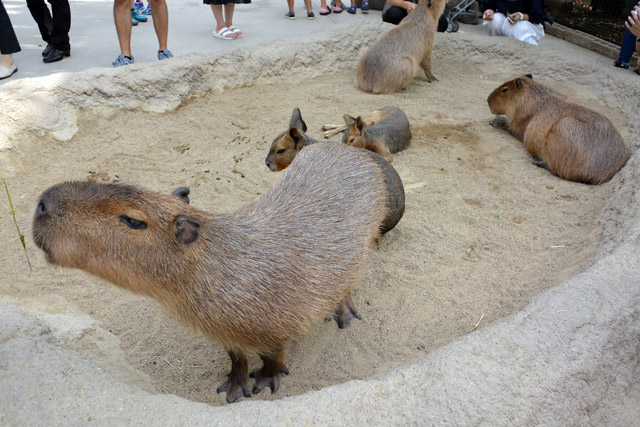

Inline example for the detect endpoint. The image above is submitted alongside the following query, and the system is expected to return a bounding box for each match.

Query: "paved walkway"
[3,0,381,84]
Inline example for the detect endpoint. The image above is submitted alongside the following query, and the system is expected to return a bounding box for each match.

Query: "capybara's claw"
[216,379,251,403]
[250,364,289,395]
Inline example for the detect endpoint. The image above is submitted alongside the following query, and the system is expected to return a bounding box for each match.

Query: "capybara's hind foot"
[217,350,251,403]
[330,292,362,329]
[250,351,289,395]
[489,116,509,130]
[532,158,551,171]
[216,378,251,403]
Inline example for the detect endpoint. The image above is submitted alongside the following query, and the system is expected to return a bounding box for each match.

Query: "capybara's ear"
[175,215,200,244]
[515,78,524,90]
[290,108,308,133]
[289,127,304,148]
[355,116,367,135]
[343,114,356,126]
[171,187,190,204]
[524,74,533,79]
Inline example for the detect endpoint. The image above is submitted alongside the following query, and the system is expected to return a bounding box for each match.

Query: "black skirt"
[204,0,251,4]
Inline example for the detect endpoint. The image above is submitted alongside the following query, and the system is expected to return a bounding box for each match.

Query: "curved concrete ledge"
[1,23,638,424]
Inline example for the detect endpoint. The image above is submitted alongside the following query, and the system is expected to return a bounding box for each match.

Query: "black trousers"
[383,6,449,32]
[26,0,71,50]
[0,0,21,54]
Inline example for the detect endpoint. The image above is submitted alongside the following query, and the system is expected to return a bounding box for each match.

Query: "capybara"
[487,75,631,184]
[33,144,387,404]
[266,108,405,234]
[265,108,327,172]
[355,0,446,94]
[342,106,412,162]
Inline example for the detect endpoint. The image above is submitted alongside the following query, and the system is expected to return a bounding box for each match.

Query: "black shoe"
[43,47,70,63]
[42,44,54,57]
[613,59,630,69]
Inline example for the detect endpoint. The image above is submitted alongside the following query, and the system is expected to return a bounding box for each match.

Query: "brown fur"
[265,108,328,172]
[33,144,387,403]
[487,75,631,185]
[355,0,446,94]
[342,106,412,162]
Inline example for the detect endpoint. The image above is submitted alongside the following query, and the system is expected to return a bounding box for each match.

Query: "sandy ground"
[0,42,630,407]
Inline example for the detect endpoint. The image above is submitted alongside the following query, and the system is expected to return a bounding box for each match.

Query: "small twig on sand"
[3,179,32,275]
[164,358,174,368]
[466,312,484,333]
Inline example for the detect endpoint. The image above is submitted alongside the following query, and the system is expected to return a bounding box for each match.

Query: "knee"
[382,7,406,25]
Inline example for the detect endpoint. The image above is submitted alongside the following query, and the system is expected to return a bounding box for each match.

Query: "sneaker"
[284,11,295,19]
[141,4,152,15]
[613,59,630,69]
[307,11,315,19]
[158,49,174,60]
[112,54,134,67]
[132,9,147,22]
[132,17,139,25]
[134,1,144,10]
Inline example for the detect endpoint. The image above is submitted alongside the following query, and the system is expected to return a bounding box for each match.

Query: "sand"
[0,28,631,407]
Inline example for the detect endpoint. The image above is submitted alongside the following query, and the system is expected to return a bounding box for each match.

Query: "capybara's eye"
[277,148,286,154]
[501,87,509,93]
[349,138,355,144]
[119,214,147,230]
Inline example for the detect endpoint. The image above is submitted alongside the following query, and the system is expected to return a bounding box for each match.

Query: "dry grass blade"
[2,178,32,275]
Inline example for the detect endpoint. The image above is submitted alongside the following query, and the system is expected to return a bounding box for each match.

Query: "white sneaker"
[0,62,17,80]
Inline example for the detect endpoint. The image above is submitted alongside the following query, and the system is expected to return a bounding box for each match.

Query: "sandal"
[347,5,357,13]
[332,6,342,12]
[319,7,331,14]
[229,25,244,38]
[361,0,369,10]
[213,27,236,40]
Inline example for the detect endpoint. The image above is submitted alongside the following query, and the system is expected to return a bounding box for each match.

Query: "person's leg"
[482,12,506,36]
[382,6,407,24]
[303,0,312,13]
[224,3,236,29]
[26,0,53,45]
[210,3,237,36]
[616,28,637,66]
[287,0,294,13]
[114,0,133,57]
[0,0,20,73]
[148,0,168,50]
[46,0,71,50]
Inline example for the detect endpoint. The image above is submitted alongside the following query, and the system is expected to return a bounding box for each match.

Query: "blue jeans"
[617,28,637,66]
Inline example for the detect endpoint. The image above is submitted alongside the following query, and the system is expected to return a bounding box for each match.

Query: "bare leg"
[303,0,312,12]
[287,0,294,13]
[148,0,168,50]
[114,0,132,56]
[210,3,237,36]
[250,346,289,395]
[0,54,14,69]
[216,350,251,403]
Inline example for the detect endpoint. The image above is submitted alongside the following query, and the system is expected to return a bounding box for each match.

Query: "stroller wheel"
[446,19,459,32]
[452,21,459,32]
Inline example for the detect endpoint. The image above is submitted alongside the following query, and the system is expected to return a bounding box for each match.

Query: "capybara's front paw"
[331,294,362,329]
[216,378,251,403]
[250,363,289,395]
[489,116,509,130]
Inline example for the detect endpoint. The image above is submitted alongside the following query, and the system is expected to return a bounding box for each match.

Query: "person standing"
[112,0,173,66]
[613,2,640,72]
[0,0,20,78]
[26,0,71,63]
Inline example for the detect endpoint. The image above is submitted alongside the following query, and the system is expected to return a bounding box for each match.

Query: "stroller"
[445,0,482,32]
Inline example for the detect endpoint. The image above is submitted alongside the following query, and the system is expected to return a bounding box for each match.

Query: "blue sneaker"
[134,0,144,10]
[141,4,152,15]
[132,17,138,25]
[112,54,135,67]
[132,9,147,22]
[158,49,173,60]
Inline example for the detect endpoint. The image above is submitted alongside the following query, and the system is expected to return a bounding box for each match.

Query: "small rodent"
[266,108,405,234]
[355,0,446,94]
[487,75,631,184]
[342,106,412,163]
[33,144,387,404]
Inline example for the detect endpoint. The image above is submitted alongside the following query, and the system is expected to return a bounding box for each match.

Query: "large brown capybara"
[33,144,388,404]
[265,108,405,234]
[487,75,631,184]
[342,106,412,163]
[355,0,446,94]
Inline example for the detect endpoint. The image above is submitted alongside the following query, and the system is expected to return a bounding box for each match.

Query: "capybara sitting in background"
[487,75,631,184]
[342,106,412,163]
[355,0,446,94]
[33,144,388,404]
[266,108,405,234]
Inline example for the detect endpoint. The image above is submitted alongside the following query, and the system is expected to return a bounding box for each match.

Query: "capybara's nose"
[36,198,48,218]
[265,159,274,171]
